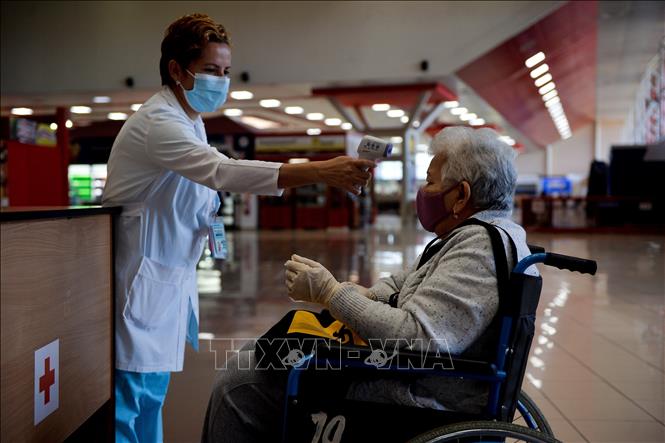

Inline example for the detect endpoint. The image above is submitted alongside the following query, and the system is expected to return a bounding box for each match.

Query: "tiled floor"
[163,217,665,442]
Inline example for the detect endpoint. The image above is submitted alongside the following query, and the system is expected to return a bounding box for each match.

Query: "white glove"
[284,254,341,306]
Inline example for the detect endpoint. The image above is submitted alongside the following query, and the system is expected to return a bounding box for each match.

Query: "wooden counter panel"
[1,215,113,442]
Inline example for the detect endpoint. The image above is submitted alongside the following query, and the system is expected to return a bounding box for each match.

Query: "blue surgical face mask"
[180,70,230,113]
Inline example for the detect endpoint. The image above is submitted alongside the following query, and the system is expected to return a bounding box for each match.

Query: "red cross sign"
[39,357,56,404]
[34,339,59,425]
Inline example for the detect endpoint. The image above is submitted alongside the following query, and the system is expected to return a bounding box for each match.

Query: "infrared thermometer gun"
[357,135,393,163]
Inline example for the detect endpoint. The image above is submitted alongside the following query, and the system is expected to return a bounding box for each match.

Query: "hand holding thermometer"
[354,135,392,193]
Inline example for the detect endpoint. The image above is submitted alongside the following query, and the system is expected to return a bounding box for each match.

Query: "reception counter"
[1,206,120,442]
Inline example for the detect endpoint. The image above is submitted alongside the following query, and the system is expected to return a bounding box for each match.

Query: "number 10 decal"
[310,411,346,443]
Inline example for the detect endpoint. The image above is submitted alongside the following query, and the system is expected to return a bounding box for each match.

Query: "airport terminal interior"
[1,1,664,442]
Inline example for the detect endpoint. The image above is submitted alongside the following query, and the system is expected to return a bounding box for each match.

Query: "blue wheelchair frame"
[281,249,596,442]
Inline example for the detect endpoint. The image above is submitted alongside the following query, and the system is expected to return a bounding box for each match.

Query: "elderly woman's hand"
[284,255,341,306]
[316,156,375,195]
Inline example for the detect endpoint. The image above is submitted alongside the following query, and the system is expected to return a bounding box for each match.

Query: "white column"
[545,144,553,176]
[594,120,602,161]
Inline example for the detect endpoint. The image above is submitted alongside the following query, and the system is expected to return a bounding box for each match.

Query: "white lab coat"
[103,86,282,372]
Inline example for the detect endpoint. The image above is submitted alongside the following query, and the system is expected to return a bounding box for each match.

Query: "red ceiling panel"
[456,1,597,148]
[312,83,457,108]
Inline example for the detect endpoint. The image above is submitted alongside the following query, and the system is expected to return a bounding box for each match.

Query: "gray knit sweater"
[328,209,538,412]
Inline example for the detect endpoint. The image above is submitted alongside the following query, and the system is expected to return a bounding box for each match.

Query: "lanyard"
[216,191,224,217]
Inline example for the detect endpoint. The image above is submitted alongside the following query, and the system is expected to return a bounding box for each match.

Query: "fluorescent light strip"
[108,112,127,120]
[11,107,33,115]
[534,73,553,87]
[545,96,561,108]
[372,103,390,111]
[538,82,556,95]
[71,106,92,114]
[324,118,341,126]
[307,128,321,135]
[259,99,281,108]
[450,107,467,115]
[530,64,549,79]
[443,101,459,108]
[306,113,324,121]
[224,108,243,117]
[525,52,545,68]
[542,90,558,101]
[230,90,253,100]
[284,106,304,115]
[387,109,405,118]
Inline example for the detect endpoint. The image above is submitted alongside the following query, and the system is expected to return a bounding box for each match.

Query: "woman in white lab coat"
[101,13,374,443]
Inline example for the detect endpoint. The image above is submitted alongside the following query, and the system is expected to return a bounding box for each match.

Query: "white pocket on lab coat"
[123,256,185,330]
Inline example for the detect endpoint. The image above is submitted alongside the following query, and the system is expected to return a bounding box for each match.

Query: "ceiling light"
[525,52,545,68]
[50,123,58,130]
[224,108,243,117]
[307,128,322,135]
[306,113,324,121]
[70,106,92,114]
[108,112,128,121]
[544,96,561,108]
[530,64,549,79]
[541,90,558,101]
[284,106,304,115]
[11,107,33,115]
[387,109,405,118]
[534,73,553,87]
[549,109,565,119]
[65,119,73,128]
[400,115,409,123]
[390,136,403,144]
[259,99,281,108]
[460,113,477,121]
[443,101,459,108]
[548,103,564,113]
[324,118,342,126]
[538,82,556,95]
[561,133,572,140]
[450,107,467,115]
[93,96,111,104]
[130,103,142,112]
[413,120,421,128]
[230,90,253,100]
[240,116,279,129]
[341,122,353,130]
[372,103,390,111]
[470,118,486,126]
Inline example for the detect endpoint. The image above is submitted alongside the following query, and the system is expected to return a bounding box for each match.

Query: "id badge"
[208,216,228,260]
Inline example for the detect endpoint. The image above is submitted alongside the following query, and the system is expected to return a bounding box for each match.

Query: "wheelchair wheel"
[407,420,560,443]
[514,391,554,436]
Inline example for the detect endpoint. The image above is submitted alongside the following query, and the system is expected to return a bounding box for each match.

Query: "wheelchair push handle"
[544,252,597,275]
[515,248,597,275]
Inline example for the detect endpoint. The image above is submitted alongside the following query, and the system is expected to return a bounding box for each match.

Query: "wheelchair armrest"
[309,343,502,380]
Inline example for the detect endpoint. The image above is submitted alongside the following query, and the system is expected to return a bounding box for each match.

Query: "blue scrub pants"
[115,369,171,443]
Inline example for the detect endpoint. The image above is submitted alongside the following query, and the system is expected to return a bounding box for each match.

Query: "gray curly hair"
[430,126,517,211]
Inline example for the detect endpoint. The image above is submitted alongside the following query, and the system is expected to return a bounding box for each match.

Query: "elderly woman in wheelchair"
[202,127,593,442]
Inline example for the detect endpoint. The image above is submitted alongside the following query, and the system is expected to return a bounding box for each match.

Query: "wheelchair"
[279,245,597,443]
